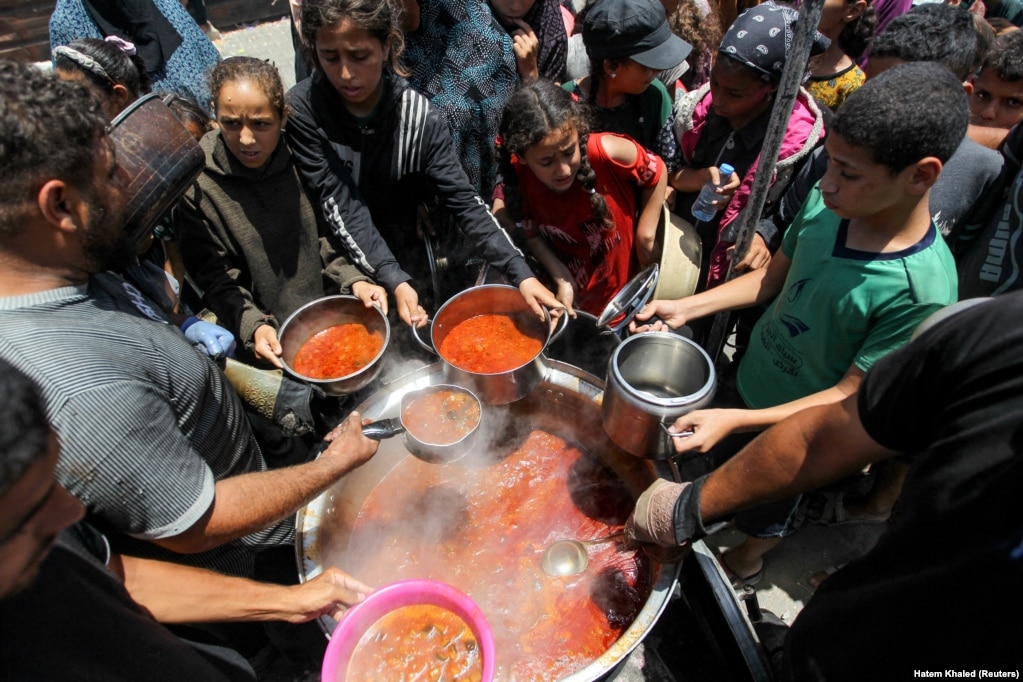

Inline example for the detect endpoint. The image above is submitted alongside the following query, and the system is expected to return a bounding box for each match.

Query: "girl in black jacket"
[286,0,562,325]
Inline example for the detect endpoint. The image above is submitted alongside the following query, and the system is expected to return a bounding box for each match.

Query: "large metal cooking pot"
[602,332,716,458]
[412,284,567,404]
[278,295,390,396]
[109,93,204,249]
[296,361,681,681]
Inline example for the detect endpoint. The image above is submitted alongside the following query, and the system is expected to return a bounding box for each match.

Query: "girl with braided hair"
[492,81,667,315]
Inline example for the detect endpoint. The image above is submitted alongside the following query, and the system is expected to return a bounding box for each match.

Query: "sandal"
[716,550,764,589]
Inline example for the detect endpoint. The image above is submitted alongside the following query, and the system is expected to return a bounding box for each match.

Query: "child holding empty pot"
[176,56,387,368]
[492,80,667,316]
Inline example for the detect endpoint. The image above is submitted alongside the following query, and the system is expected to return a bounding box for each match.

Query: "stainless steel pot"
[295,361,681,681]
[602,332,716,458]
[412,284,567,404]
[361,384,482,464]
[278,295,390,396]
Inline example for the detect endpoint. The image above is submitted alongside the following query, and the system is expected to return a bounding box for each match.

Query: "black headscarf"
[81,0,182,74]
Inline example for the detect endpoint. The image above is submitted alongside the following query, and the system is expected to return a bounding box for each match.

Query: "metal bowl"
[278,295,390,396]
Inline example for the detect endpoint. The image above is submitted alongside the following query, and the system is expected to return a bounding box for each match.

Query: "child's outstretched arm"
[631,250,792,333]
[526,236,577,316]
[665,365,865,454]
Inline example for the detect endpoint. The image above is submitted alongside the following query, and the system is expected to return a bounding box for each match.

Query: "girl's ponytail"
[575,130,612,230]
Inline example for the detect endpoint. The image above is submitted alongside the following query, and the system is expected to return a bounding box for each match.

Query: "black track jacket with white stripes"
[285,72,535,292]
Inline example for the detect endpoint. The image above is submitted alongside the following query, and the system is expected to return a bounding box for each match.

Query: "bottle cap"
[719,163,735,177]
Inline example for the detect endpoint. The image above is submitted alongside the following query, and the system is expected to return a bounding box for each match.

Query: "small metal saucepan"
[361,384,482,463]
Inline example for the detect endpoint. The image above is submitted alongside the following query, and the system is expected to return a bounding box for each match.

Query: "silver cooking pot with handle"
[602,332,717,458]
[412,284,568,404]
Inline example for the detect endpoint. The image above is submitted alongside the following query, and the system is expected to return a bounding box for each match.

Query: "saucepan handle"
[548,307,571,343]
[660,421,694,440]
[410,319,437,355]
[362,418,406,441]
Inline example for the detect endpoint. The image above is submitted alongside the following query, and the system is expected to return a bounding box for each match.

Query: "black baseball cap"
[583,0,693,70]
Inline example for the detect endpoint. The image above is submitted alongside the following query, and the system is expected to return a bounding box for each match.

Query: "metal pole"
[704,0,826,364]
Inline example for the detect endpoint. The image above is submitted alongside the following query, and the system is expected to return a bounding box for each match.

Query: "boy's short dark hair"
[979,29,1023,82]
[0,359,50,498]
[833,62,968,172]
[870,4,978,81]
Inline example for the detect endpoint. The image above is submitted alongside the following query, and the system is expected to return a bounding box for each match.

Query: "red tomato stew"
[403,389,481,446]
[344,430,650,680]
[292,324,385,380]
[438,313,544,374]
[346,604,483,682]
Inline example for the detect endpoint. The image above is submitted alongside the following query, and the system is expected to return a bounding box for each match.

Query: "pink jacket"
[674,83,825,287]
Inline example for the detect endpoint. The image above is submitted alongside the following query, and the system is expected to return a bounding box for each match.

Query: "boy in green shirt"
[631,62,966,585]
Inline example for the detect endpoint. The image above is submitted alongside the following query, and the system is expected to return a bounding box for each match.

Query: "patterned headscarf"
[718,2,829,82]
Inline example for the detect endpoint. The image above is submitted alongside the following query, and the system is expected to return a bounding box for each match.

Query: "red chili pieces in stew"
[403,389,481,446]
[346,604,483,682]
[292,324,384,380]
[438,313,543,374]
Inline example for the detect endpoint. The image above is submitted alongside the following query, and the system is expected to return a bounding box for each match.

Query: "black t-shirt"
[0,524,244,681]
[784,293,1023,679]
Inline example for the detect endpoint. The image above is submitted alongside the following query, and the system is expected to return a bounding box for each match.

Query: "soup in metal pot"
[402,388,481,446]
[438,313,544,374]
[292,323,385,380]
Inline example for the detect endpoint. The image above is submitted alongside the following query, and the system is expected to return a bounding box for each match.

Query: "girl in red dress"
[493,80,667,315]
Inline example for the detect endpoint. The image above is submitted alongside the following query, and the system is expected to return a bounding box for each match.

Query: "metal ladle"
[540,531,625,577]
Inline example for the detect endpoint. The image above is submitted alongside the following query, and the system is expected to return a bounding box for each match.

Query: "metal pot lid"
[597,264,659,331]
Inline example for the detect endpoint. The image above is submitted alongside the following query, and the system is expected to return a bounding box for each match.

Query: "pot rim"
[608,332,716,408]
[278,295,390,388]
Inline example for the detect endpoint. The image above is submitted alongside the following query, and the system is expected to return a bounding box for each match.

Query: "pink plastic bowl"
[321,578,496,682]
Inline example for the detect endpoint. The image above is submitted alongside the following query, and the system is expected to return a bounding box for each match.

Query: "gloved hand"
[625,475,709,549]
[181,317,237,359]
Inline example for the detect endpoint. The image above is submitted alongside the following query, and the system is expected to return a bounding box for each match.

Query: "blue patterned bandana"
[718,2,830,82]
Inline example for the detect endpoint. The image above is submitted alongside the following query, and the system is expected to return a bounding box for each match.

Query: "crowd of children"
[6,0,1023,676]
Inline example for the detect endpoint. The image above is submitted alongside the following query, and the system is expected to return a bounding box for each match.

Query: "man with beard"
[0,358,377,680]
[0,59,379,665]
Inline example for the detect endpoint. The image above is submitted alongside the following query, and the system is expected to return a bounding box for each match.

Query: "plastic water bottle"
[690,163,735,223]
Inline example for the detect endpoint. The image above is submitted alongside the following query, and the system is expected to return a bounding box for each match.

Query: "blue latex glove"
[181,317,236,359]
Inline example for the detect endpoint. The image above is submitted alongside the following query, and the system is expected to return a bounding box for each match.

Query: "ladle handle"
[362,418,405,440]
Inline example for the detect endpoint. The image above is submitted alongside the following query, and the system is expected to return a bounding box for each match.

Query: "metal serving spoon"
[540,531,625,577]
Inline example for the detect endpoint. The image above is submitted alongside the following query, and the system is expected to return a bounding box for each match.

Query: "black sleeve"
[284,83,412,292]
[422,111,537,286]
[756,145,827,252]
[856,297,1014,453]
